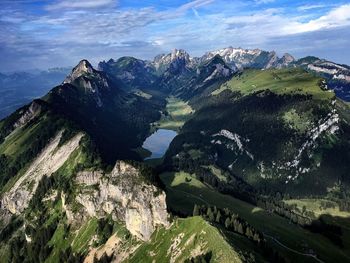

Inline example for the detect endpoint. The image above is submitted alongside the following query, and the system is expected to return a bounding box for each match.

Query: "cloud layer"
[0,0,349,71]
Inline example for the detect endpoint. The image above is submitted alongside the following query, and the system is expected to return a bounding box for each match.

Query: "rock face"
[63,59,94,84]
[70,161,169,241]
[62,59,112,107]
[153,49,195,74]
[200,47,295,70]
[0,131,83,221]
[13,100,42,129]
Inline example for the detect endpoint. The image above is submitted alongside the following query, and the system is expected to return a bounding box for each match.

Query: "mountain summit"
[63,59,94,84]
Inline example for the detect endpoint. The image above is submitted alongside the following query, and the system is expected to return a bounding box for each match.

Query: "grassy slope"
[212,68,334,100]
[160,171,350,262]
[153,96,194,131]
[128,216,242,263]
[285,199,350,219]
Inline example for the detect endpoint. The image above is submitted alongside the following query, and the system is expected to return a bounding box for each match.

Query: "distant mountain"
[152,49,197,75]
[0,67,71,119]
[294,56,350,101]
[98,57,158,90]
[200,47,295,70]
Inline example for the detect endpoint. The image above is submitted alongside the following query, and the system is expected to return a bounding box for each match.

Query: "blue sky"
[0,0,350,71]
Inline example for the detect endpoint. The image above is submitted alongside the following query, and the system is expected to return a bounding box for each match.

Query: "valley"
[152,96,194,132]
[0,47,350,262]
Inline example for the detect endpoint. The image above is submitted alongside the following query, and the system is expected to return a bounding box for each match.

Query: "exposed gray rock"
[0,131,83,222]
[13,101,42,129]
[69,161,169,241]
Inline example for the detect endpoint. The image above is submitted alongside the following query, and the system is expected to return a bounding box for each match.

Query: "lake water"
[142,129,177,159]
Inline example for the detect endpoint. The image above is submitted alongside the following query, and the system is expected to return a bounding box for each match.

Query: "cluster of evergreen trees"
[193,204,263,244]
[192,204,287,263]
[257,198,313,226]
[162,156,257,205]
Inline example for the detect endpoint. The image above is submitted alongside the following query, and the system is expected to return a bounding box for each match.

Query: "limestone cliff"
[66,161,169,241]
[0,131,83,221]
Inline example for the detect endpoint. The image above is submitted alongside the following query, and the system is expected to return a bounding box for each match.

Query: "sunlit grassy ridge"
[128,216,242,263]
[213,68,334,100]
[159,171,350,262]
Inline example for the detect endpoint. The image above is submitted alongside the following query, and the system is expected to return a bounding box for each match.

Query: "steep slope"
[165,68,350,196]
[98,57,158,90]
[0,155,169,262]
[153,49,197,75]
[173,54,234,100]
[44,59,162,162]
[155,49,198,92]
[128,216,242,263]
[295,56,350,101]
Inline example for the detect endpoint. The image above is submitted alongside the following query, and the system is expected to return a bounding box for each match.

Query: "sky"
[0,0,350,71]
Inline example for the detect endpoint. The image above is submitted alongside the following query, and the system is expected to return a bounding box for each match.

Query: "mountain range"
[0,68,71,119]
[0,47,350,263]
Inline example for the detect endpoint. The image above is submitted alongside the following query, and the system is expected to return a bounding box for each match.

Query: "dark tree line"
[161,156,257,205]
[193,204,263,244]
[257,198,313,226]
[192,204,287,263]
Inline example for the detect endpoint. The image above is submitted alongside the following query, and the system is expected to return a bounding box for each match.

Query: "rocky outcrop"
[69,161,169,241]
[13,101,42,129]
[0,131,83,221]
[153,49,195,74]
[83,233,140,263]
[62,59,111,107]
[63,59,94,84]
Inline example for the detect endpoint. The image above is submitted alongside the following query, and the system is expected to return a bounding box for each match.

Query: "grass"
[163,172,206,188]
[154,96,194,131]
[0,121,40,157]
[284,198,350,218]
[212,68,334,101]
[128,216,242,263]
[71,218,98,254]
[46,224,72,263]
[159,171,350,262]
[203,165,228,183]
[282,108,313,133]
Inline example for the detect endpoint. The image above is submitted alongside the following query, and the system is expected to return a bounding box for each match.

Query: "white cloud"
[283,4,350,34]
[46,0,116,11]
[297,4,327,11]
[254,0,275,4]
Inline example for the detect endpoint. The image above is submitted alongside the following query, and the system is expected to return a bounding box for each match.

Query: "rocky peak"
[170,49,190,62]
[63,59,95,84]
[274,53,295,69]
[199,54,234,81]
[153,49,193,74]
[281,53,295,63]
[202,47,265,70]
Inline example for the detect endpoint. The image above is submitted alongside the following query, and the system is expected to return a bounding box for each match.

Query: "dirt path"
[264,233,325,263]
